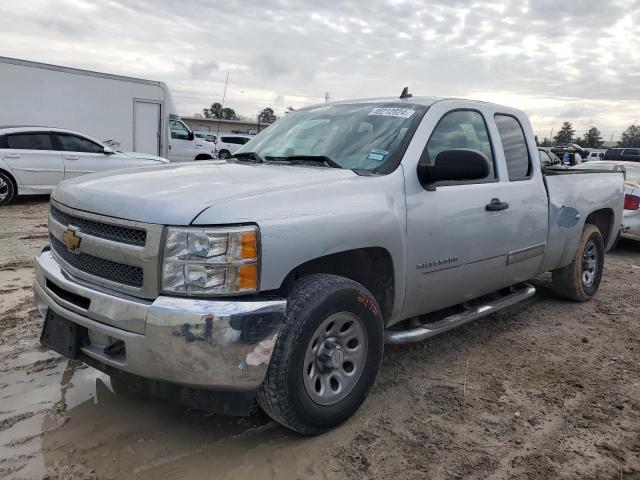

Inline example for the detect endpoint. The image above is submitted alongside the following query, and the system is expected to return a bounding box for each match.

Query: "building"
[181,116,272,135]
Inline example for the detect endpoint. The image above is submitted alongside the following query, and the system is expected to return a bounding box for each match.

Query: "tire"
[194,154,212,161]
[552,224,604,302]
[218,150,231,159]
[257,274,384,435]
[0,171,16,206]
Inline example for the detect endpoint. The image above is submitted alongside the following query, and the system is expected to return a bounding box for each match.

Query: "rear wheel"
[257,274,384,435]
[552,224,604,301]
[218,150,231,159]
[0,172,16,206]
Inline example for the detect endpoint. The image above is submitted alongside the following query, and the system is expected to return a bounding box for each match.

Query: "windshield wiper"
[265,155,343,169]
[232,152,264,163]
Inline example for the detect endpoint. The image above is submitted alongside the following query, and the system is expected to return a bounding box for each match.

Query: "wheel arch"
[280,247,395,321]
[194,154,213,160]
[584,207,615,247]
[0,167,18,191]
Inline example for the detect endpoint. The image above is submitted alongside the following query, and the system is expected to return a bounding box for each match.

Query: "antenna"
[400,87,412,99]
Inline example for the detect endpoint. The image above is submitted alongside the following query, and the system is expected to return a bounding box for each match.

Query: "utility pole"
[324,92,331,103]
[216,72,230,139]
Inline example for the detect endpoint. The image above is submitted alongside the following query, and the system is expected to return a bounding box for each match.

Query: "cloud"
[0,0,637,137]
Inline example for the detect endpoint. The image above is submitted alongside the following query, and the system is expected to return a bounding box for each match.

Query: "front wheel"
[552,224,605,301]
[257,274,384,435]
[217,150,231,159]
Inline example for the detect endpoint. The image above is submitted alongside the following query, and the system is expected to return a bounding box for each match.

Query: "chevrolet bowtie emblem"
[62,228,81,251]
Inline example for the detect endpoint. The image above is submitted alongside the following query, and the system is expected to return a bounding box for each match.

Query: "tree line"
[538,123,640,148]
[202,103,295,124]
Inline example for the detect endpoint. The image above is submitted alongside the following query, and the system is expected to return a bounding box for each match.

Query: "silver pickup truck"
[34,95,624,435]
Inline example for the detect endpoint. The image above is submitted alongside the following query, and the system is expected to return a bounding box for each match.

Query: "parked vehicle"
[551,143,588,159]
[34,95,624,435]
[0,56,214,163]
[585,151,605,161]
[0,126,168,205]
[538,148,562,166]
[194,132,217,143]
[215,134,253,159]
[574,161,640,242]
[604,148,640,162]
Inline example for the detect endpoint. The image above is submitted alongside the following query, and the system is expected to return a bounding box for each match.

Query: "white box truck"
[0,56,216,162]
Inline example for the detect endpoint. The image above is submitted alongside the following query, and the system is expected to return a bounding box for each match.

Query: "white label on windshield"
[368,107,415,118]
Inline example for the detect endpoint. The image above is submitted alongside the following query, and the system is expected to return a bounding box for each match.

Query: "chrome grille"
[50,205,146,246]
[51,236,143,288]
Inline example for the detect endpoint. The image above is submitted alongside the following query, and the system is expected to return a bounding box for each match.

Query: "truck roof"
[308,95,523,113]
[0,55,165,88]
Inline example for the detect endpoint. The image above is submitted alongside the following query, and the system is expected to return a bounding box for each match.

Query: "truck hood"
[52,161,357,224]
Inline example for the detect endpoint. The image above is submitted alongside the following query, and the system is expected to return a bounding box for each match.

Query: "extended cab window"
[170,120,190,140]
[6,133,53,150]
[423,110,496,181]
[57,134,104,153]
[495,114,531,180]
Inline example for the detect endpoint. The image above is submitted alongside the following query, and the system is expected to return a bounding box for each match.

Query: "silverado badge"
[62,227,81,251]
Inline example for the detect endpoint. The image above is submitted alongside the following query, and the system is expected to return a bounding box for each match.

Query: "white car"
[0,126,169,205]
[194,131,217,143]
[574,161,640,242]
[215,134,253,159]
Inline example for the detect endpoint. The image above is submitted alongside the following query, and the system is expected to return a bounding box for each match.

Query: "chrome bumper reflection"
[34,251,286,390]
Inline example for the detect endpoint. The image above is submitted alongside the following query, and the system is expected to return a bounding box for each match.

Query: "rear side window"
[6,133,53,150]
[57,134,104,153]
[624,149,640,156]
[495,114,531,180]
[423,110,496,181]
[222,137,244,144]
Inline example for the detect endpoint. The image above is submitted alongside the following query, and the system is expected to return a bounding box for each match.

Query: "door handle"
[64,155,79,160]
[4,153,21,158]
[486,198,509,211]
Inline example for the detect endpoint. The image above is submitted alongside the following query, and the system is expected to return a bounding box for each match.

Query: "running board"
[384,283,536,344]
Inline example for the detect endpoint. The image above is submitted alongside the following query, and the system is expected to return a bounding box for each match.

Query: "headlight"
[161,226,259,295]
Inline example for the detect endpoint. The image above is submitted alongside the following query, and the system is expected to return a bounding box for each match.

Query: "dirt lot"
[1,197,639,480]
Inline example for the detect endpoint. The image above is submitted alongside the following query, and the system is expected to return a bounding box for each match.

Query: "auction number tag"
[368,107,415,118]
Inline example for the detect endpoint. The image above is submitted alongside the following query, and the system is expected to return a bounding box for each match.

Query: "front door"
[55,133,123,179]
[1,132,63,192]
[168,120,194,162]
[404,107,547,318]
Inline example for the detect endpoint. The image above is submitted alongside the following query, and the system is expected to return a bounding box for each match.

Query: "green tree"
[222,107,238,120]
[539,137,553,147]
[582,127,604,148]
[203,102,223,119]
[574,136,584,147]
[553,122,575,144]
[258,107,277,124]
[618,125,640,147]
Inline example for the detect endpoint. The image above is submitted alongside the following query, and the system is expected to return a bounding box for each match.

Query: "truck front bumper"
[34,251,286,392]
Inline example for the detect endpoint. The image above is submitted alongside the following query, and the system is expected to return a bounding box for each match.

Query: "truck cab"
[168,119,216,162]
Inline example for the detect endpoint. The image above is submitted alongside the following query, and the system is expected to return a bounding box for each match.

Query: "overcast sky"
[1,0,638,140]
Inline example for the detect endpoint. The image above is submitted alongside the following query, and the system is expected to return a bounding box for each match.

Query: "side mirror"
[103,146,115,155]
[188,131,195,141]
[417,149,490,191]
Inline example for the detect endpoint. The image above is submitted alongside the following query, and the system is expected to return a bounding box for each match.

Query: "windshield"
[235,103,426,172]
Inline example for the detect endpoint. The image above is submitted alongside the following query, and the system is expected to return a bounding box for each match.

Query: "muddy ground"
[1,197,639,480]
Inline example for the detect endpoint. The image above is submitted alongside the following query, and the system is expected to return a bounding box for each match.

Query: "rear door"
[55,133,123,179]
[404,103,548,317]
[0,132,63,192]
[134,100,161,156]
[622,149,640,162]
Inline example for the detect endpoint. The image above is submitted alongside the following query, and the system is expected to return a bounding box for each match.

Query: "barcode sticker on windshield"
[368,107,415,118]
